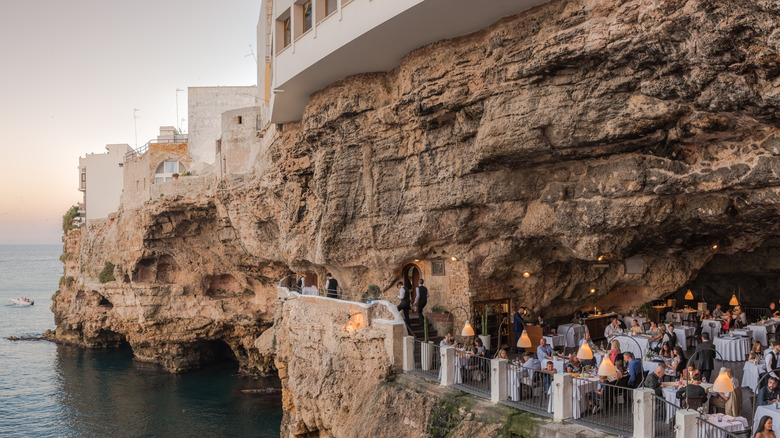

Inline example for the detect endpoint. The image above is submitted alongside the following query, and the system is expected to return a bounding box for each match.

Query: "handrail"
[124,135,189,162]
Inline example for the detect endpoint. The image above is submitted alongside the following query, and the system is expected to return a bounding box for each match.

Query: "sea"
[0,245,283,438]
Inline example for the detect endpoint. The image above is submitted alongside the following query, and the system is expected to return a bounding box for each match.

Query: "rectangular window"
[325,0,336,15]
[154,177,164,184]
[432,260,445,276]
[164,161,178,173]
[302,2,312,33]
[237,116,243,124]
[283,17,291,47]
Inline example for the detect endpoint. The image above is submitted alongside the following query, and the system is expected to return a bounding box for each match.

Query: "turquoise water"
[0,245,282,437]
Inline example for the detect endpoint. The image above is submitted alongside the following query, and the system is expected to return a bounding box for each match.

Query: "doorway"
[402,263,421,304]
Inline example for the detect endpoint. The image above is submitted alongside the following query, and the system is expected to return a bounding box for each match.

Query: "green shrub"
[99,262,116,283]
[431,305,449,314]
[62,205,79,232]
[59,275,75,288]
[52,290,61,300]
[243,288,255,295]
[363,284,381,301]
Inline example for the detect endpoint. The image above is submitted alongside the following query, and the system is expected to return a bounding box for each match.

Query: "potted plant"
[478,307,491,351]
[172,173,180,180]
[421,315,434,370]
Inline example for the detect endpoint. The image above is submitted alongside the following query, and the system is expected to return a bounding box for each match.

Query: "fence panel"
[412,340,441,382]
[696,415,745,438]
[651,394,677,438]
[501,363,553,417]
[570,377,634,437]
[451,350,491,398]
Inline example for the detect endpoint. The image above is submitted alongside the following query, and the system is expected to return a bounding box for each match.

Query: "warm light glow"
[712,367,734,393]
[345,313,366,332]
[414,259,420,262]
[597,255,605,261]
[461,321,475,337]
[517,330,532,348]
[590,288,596,294]
[685,289,694,300]
[577,342,593,360]
[598,356,617,377]
[712,244,718,250]
[451,256,458,261]
[729,294,739,306]
[523,272,530,278]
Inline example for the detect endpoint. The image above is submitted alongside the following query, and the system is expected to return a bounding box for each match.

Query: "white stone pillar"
[632,388,654,438]
[675,409,699,438]
[491,358,507,403]
[403,336,414,372]
[553,373,573,421]
[440,347,456,386]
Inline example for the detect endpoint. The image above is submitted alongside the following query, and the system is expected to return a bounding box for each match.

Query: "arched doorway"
[296,272,319,295]
[402,263,421,304]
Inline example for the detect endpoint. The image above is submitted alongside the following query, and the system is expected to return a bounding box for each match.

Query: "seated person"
[758,377,780,407]
[755,415,777,438]
[588,375,608,414]
[710,368,739,411]
[536,315,547,326]
[771,302,780,318]
[658,341,674,359]
[440,333,453,347]
[712,304,724,319]
[542,361,556,393]
[578,331,596,367]
[474,338,487,356]
[661,324,678,349]
[497,348,509,360]
[648,323,664,350]
[750,341,764,362]
[536,337,554,361]
[604,318,622,339]
[676,373,707,400]
[624,352,643,388]
[699,310,713,321]
[628,319,643,336]
[669,346,687,377]
[643,365,665,396]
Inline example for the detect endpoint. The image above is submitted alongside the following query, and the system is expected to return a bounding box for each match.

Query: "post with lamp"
[439,306,476,388]
[685,347,733,411]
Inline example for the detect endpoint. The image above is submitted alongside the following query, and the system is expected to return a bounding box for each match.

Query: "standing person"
[324,273,338,299]
[296,274,305,291]
[414,279,428,327]
[512,306,525,354]
[694,333,716,382]
[396,281,411,326]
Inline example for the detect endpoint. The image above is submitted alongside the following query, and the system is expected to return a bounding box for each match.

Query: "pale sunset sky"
[0,0,259,244]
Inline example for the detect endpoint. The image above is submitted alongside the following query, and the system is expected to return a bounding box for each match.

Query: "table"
[702,319,722,340]
[615,335,650,359]
[623,315,646,328]
[661,384,714,422]
[557,324,586,348]
[543,334,566,349]
[698,414,748,438]
[667,309,700,324]
[547,376,599,419]
[674,326,696,350]
[743,360,764,390]
[714,335,750,361]
[749,323,770,346]
[754,404,780,436]
[731,328,753,340]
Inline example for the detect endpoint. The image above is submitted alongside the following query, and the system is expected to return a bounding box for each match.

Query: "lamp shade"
[729,294,739,306]
[712,368,734,393]
[517,330,532,348]
[598,356,617,377]
[577,342,593,360]
[684,289,694,300]
[461,321,475,337]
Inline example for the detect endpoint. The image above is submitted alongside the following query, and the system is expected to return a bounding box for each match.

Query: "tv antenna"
[133,108,141,148]
[245,44,257,63]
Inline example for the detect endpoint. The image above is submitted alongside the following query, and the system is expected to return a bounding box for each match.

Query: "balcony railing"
[570,377,634,437]
[412,340,440,382]
[124,135,189,162]
[502,362,553,417]
[451,350,491,398]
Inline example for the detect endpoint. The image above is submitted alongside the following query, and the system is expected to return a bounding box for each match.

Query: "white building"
[188,86,259,164]
[259,0,548,124]
[78,144,130,222]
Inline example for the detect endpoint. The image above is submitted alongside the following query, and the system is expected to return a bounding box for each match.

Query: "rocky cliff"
[52,0,780,435]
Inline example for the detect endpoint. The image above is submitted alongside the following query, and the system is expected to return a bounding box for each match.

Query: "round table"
[702,319,722,340]
[749,323,770,346]
[616,335,650,359]
[543,334,566,349]
[713,335,750,362]
[743,360,764,390]
[699,414,749,438]
[674,326,696,350]
[623,316,646,328]
[557,324,585,348]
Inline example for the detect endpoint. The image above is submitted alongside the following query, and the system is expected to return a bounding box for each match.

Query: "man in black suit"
[663,323,678,349]
[513,307,525,353]
[676,373,707,400]
[397,281,411,326]
[325,273,338,299]
[695,332,716,382]
[414,279,428,326]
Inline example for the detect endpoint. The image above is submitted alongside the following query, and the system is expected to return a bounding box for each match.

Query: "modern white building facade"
[78,144,130,222]
[259,0,549,123]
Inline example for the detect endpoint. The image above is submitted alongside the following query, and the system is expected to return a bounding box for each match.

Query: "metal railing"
[412,340,440,382]
[571,378,634,437]
[651,394,677,438]
[289,285,370,303]
[451,350,491,398]
[124,135,189,161]
[501,362,553,417]
[695,415,745,437]
[746,307,770,324]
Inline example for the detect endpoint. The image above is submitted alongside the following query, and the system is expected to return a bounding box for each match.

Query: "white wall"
[188,86,258,164]
[79,144,129,221]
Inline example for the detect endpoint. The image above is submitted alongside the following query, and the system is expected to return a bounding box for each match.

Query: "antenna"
[133,108,141,148]
[176,88,184,133]
[245,44,257,63]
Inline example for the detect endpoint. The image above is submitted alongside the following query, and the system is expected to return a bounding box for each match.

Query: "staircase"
[407,312,443,344]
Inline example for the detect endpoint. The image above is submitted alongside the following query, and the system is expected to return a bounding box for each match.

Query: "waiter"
[397,281,411,326]
[513,306,526,353]
[414,279,428,326]
[324,273,338,299]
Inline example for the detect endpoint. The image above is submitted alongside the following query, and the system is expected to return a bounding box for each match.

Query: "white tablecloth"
[675,326,696,350]
[624,316,646,328]
[544,334,566,349]
[698,415,749,438]
[754,404,780,436]
[713,336,750,361]
[731,328,753,340]
[743,361,764,390]
[547,376,599,419]
[616,336,650,359]
[662,387,680,422]
[668,310,700,324]
[750,324,770,346]
[301,286,318,295]
[557,324,586,348]
[702,319,722,340]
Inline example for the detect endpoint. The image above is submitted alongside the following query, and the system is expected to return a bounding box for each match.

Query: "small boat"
[10,297,34,306]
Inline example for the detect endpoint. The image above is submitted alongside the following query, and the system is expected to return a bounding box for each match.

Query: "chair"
[686,313,698,327]
[680,395,705,410]
[642,321,651,332]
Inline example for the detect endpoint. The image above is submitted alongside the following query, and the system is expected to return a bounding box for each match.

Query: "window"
[154,160,186,183]
[80,172,86,188]
[283,17,291,47]
[302,2,312,33]
[325,0,336,16]
[432,260,445,276]
[237,116,243,124]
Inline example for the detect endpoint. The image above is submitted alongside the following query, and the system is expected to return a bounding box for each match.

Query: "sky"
[0,0,260,244]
